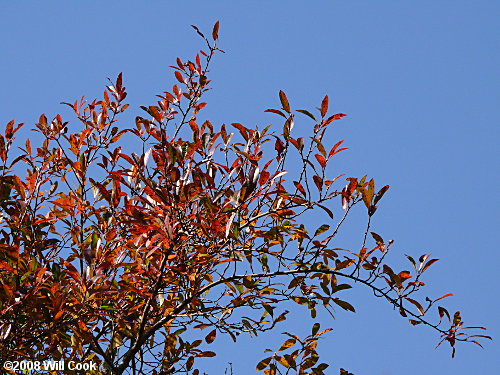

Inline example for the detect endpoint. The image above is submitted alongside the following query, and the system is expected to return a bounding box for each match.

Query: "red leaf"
[293,181,306,196]
[212,21,220,40]
[328,140,345,157]
[195,54,201,70]
[323,113,347,126]
[297,137,304,151]
[313,175,323,192]
[191,25,205,39]
[419,253,431,264]
[321,95,328,117]
[296,109,316,121]
[406,298,425,315]
[231,122,249,141]
[116,72,123,90]
[289,138,302,151]
[346,177,357,196]
[259,171,270,185]
[274,137,285,156]
[176,57,184,70]
[174,71,184,84]
[279,90,290,112]
[318,204,334,219]
[205,329,217,344]
[438,306,450,323]
[5,120,14,139]
[314,154,327,168]
[374,185,390,205]
[421,258,439,272]
[264,108,287,118]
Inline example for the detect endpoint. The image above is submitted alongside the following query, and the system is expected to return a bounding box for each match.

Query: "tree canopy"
[0,23,490,375]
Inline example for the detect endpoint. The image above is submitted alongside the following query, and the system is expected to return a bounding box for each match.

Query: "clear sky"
[1,1,498,374]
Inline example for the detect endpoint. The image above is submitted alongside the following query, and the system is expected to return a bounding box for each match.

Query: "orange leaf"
[434,293,453,302]
[397,271,412,281]
[256,357,272,370]
[54,310,65,321]
[278,338,296,351]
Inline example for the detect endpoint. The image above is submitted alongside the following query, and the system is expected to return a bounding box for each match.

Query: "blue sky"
[1,1,498,374]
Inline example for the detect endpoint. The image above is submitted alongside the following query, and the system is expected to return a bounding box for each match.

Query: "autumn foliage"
[0,22,490,375]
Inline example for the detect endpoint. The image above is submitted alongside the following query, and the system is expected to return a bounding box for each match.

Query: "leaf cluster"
[0,23,489,375]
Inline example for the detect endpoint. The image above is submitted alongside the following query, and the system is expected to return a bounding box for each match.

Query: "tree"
[0,22,490,375]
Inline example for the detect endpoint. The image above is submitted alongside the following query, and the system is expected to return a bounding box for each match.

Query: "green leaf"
[100,306,117,311]
[91,232,99,250]
[173,327,187,336]
[234,281,244,294]
[261,254,269,272]
[331,284,352,293]
[333,299,355,312]
[262,303,274,317]
[312,322,320,335]
[314,224,330,236]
